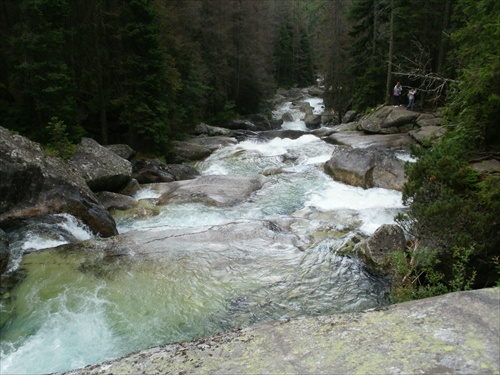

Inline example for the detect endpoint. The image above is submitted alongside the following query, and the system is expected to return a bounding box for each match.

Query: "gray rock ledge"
[59,288,499,375]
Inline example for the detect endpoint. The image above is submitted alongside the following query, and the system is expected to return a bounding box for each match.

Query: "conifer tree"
[113,0,180,152]
[7,0,81,141]
[347,0,391,109]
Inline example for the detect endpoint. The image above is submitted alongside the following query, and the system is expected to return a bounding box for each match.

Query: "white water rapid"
[0,95,407,375]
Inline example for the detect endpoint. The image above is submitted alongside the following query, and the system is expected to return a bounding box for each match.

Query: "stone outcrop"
[186,136,238,151]
[158,175,269,207]
[258,129,308,141]
[132,158,201,184]
[409,125,447,144]
[304,113,322,128]
[132,158,175,184]
[105,144,136,161]
[470,158,500,176]
[95,192,137,211]
[324,145,406,190]
[281,112,294,122]
[342,110,359,124]
[326,131,414,150]
[170,141,213,163]
[59,288,500,375]
[71,137,132,192]
[165,164,201,181]
[0,128,117,237]
[244,114,278,131]
[357,105,443,134]
[194,123,233,137]
[222,119,258,131]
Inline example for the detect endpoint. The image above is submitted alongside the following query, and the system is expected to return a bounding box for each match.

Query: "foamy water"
[1,98,406,375]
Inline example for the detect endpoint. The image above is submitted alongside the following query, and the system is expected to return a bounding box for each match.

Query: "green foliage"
[208,100,239,126]
[444,0,500,151]
[390,245,477,303]
[274,21,315,88]
[390,247,446,303]
[44,117,76,159]
[396,136,499,288]
[7,0,77,138]
[347,0,391,109]
[395,0,500,294]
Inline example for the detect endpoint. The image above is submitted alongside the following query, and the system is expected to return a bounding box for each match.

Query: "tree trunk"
[437,0,453,75]
[385,0,395,105]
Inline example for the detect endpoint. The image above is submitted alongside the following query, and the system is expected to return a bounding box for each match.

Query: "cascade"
[0,94,406,374]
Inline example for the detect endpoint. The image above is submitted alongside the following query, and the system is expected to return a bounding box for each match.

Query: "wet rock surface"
[60,288,500,375]
[157,174,269,207]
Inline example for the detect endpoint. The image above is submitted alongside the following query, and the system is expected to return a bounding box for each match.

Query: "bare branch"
[391,40,459,103]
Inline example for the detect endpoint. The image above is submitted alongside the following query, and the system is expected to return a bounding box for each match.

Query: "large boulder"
[71,138,132,192]
[281,112,294,122]
[304,113,322,129]
[194,123,233,137]
[342,110,359,124]
[132,158,175,184]
[358,106,420,133]
[244,114,278,131]
[221,119,258,132]
[170,141,212,163]
[324,146,406,190]
[95,192,137,211]
[186,136,238,151]
[166,164,201,181]
[158,175,269,207]
[0,127,117,237]
[408,125,446,144]
[105,144,136,161]
[258,129,308,141]
[352,224,406,274]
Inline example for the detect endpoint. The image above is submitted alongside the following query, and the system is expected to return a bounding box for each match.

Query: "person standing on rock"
[407,88,417,111]
[393,82,402,107]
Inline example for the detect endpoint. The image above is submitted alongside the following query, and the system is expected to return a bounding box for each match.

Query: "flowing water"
[0,97,407,374]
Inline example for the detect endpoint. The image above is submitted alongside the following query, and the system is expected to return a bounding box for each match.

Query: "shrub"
[44,117,76,159]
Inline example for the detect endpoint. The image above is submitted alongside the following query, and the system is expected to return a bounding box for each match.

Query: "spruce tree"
[7,0,81,141]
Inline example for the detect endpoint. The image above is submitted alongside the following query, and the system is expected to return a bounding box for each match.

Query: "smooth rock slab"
[60,288,500,375]
[158,174,269,207]
[326,131,414,150]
